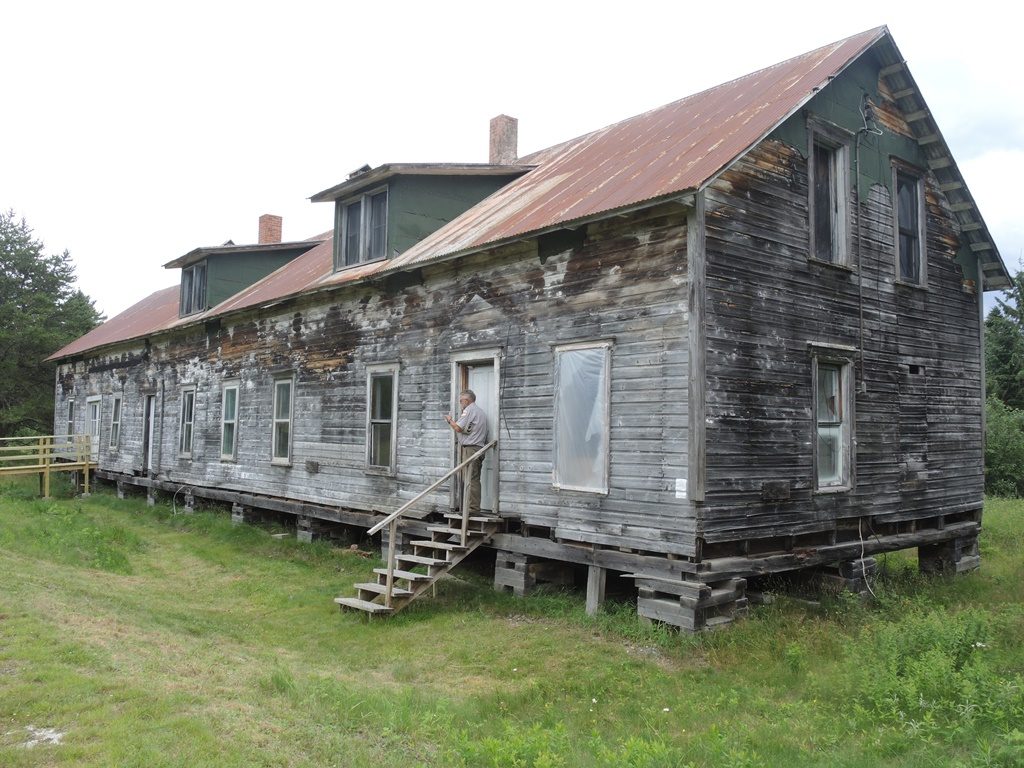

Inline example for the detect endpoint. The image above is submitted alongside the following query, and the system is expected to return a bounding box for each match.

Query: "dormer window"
[180,261,207,316]
[336,188,388,269]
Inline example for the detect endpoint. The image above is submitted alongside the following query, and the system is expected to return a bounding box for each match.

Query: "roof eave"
[309,163,535,203]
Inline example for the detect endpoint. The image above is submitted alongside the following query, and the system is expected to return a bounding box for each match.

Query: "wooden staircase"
[335,512,502,615]
[334,438,500,617]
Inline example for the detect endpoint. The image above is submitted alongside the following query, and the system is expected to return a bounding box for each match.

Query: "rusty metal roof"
[383,26,889,271]
[46,285,182,361]
[53,26,1007,361]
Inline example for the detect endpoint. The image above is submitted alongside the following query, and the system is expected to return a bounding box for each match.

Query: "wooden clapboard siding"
[699,132,982,545]
[54,203,697,556]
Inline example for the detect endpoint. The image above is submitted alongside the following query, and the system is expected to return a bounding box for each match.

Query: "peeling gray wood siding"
[698,137,983,545]
[54,204,695,556]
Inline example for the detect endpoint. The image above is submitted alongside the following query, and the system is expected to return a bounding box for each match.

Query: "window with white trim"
[808,125,851,265]
[366,364,398,472]
[894,164,926,284]
[109,395,122,449]
[813,358,853,490]
[221,383,238,460]
[179,387,196,457]
[271,377,293,464]
[553,341,612,494]
[335,188,388,269]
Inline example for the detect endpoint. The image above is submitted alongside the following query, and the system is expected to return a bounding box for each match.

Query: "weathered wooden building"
[50,27,1008,629]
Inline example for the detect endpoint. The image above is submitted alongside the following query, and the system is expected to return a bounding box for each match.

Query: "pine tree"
[0,210,103,436]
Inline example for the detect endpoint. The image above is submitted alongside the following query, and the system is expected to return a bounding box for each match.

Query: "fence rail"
[0,435,92,497]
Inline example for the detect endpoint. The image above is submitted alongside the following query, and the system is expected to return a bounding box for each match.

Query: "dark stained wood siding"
[699,135,983,544]
[54,204,696,556]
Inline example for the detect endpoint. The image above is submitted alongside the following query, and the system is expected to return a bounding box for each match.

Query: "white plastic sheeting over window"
[554,344,611,493]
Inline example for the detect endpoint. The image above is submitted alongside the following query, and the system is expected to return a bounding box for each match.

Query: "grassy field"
[0,478,1021,767]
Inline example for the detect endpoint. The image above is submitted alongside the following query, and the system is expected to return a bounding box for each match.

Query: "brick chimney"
[489,115,518,165]
[258,214,283,244]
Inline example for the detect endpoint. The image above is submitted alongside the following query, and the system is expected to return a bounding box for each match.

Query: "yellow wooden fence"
[0,435,92,497]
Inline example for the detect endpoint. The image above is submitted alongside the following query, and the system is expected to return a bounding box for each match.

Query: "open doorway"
[452,353,500,513]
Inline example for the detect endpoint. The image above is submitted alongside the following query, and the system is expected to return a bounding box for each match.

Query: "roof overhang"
[163,240,320,270]
[309,163,534,203]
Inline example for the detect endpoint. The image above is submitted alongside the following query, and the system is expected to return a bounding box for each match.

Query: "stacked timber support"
[633,575,748,631]
[297,515,333,543]
[812,557,878,595]
[919,534,980,575]
[493,552,574,597]
[493,551,537,597]
[231,503,254,526]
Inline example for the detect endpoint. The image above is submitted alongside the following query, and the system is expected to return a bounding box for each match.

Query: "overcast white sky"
[3,1,1021,319]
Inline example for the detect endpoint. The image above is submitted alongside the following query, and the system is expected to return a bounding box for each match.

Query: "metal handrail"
[368,438,497,608]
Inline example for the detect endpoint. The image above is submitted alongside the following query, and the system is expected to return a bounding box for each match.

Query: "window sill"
[220,457,237,463]
[806,257,855,274]
[364,466,396,478]
[270,459,292,468]
[814,484,851,495]
[334,256,388,274]
[552,484,609,497]
[894,279,927,291]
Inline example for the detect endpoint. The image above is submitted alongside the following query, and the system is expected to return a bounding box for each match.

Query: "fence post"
[42,436,51,498]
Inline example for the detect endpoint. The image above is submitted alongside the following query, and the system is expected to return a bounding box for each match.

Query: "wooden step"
[373,568,432,582]
[355,582,414,597]
[409,540,466,551]
[334,597,393,614]
[442,513,501,524]
[427,526,488,537]
[396,554,448,567]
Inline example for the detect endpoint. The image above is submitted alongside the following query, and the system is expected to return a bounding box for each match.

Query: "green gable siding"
[205,247,310,308]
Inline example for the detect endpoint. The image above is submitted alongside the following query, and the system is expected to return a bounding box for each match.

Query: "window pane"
[112,399,121,423]
[193,263,206,311]
[181,269,193,314]
[813,142,835,262]
[221,422,236,456]
[183,423,193,453]
[371,374,392,421]
[370,422,391,467]
[897,172,920,282]
[817,426,842,484]
[345,201,362,265]
[554,347,609,490]
[223,388,236,421]
[368,192,387,260]
[274,382,291,419]
[273,422,290,460]
[816,366,840,422]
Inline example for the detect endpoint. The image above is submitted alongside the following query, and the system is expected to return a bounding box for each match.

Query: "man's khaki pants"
[459,444,483,516]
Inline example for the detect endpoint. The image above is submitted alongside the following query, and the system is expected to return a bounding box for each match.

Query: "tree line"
[0,210,102,437]
[984,270,1024,496]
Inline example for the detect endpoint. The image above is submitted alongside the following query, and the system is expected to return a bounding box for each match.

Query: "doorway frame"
[450,347,502,514]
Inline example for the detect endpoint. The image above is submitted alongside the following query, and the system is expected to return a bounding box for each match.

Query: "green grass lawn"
[1,477,1022,767]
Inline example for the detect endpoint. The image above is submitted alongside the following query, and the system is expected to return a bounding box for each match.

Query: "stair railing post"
[385,518,397,609]
[461,457,471,547]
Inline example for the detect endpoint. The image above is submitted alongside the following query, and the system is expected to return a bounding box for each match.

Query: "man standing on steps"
[444,389,488,516]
